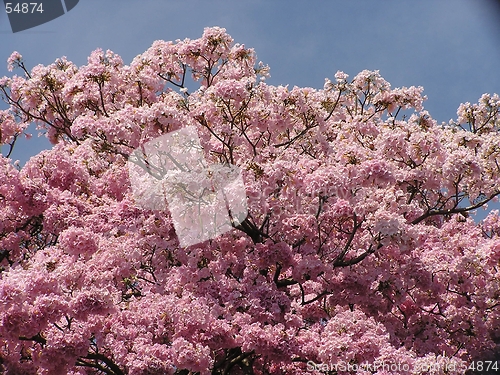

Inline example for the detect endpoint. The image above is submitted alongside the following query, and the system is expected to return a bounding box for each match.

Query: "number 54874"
[5,3,44,14]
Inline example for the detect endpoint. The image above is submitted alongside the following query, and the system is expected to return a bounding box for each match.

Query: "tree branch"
[412,191,500,225]
[76,353,124,375]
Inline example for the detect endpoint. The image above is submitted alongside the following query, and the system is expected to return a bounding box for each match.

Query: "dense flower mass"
[1,27,500,374]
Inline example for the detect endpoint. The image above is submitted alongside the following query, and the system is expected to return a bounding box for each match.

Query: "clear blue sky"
[1,0,500,218]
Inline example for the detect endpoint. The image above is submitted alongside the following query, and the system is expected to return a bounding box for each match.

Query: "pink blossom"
[0,27,499,374]
[7,51,22,71]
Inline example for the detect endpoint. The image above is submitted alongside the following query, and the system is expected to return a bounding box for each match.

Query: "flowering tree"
[1,27,500,375]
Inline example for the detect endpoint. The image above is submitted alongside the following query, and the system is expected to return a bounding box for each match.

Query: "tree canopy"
[0,27,499,374]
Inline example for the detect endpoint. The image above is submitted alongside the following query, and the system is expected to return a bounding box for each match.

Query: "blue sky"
[1,0,500,218]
